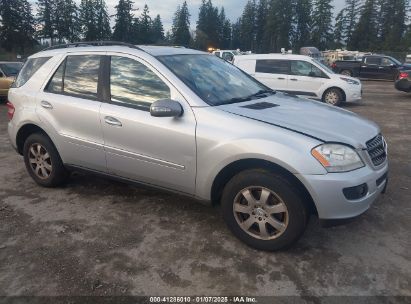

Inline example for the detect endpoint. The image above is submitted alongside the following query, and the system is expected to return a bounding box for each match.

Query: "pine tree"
[54,0,80,43]
[239,0,257,52]
[79,0,97,40]
[95,0,112,40]
[0,0,36,52]
[378,0,408,50]
[112,0,135,42]
[217,8,231,49]
[36,0,55,43]
[350,0,379,51]
[264,0,295,52]
[255,0,268,53]
[195,0,220,50]
[151,15,165,44]
[294,0,312,51]
[231,19,242,49]
[139,5,152,44]
[311,0,333,50]
[171,1,191,47]
[333,9,346,49]
[344,0,361,47]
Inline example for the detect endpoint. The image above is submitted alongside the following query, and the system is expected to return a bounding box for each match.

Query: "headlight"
[311,144,364,172]
[340,77,360,85]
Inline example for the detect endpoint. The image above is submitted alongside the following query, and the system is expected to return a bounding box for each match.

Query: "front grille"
[366,134,387,166]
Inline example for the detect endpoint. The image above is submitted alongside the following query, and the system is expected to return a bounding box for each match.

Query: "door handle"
[277,77,285,80]
[40,100,53,109]
[378,66,384,69]
[290,78,298,81]
[104,116,122,127]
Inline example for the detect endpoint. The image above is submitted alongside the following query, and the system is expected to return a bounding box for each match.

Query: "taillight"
[399,72,409,79]
[331,62,337,69]
[6,101,15,120]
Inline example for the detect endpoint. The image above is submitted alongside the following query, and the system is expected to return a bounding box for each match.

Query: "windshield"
[0,62,23,77]
[157,54,271,106]
[231,50,241,55]
[313,59,334,74]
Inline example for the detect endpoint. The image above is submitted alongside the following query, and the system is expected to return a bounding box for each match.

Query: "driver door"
[99,54,197,194]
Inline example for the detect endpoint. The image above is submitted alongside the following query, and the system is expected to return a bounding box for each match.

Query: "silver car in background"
[7,42,388,251]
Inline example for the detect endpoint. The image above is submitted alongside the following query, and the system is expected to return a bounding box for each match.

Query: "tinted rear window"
[0,62,23,77]
[256,60,290,74]
[46,55,101,100]
[13,57,51,87]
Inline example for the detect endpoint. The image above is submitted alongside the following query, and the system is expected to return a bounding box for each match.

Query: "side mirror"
[150,99,183,118]
[0,71,4,78]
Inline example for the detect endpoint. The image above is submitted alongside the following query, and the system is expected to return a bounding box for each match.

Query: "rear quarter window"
[13,57,51,88]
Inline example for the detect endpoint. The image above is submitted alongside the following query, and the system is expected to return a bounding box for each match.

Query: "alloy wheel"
[325,91,339,105]
[28,143,53,179]
[233,187,289,240]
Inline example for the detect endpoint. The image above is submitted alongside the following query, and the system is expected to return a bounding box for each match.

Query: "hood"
[217,93,380,149]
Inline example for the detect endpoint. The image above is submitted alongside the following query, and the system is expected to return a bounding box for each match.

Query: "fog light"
[343,183,368,200]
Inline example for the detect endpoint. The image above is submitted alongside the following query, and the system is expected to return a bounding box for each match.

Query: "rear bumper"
[395,79,411,92]
[297,162,388,221]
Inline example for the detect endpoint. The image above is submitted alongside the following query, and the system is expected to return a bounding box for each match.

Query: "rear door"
[254,59,290,91]
[288,60,327,98]
[36,53,106,172]
[99,53,197,194]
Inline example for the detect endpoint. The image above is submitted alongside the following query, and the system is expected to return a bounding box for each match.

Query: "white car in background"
[234,54,362,106]
[213,50,242,63]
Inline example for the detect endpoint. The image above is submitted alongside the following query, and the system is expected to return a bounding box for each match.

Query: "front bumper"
[345,85,363,102]
[297,161,388,220]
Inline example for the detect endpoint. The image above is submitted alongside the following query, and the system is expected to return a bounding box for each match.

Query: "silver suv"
[7,42,388,251]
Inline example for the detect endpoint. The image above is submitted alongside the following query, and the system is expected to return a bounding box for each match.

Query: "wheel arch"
[16,123,51,155]
[210,158,318,215]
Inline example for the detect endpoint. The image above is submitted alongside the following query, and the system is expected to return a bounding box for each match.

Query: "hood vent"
[241,102,279,110]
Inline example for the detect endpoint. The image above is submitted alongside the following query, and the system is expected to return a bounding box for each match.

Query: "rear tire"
[323,88,343,106]
[23,133,68,187]
[340,70,352,77]
[221,169,309,251]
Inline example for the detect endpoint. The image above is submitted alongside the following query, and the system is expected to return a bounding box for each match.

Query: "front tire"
[323,88,343,106]
[23,133,68,187]
[221,169,309,251]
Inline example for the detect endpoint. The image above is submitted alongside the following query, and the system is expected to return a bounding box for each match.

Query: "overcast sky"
[30,0,346,32]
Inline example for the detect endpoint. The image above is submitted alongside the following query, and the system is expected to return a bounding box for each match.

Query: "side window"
[110,56,171,109]
[365,57,381,65]
[46,55,101,100]
[290,61,326,78]
[256,60,290,74]
[13,57,51,88]
[46,61,65,94]
[381,58,394,66]
[222,52,234,61]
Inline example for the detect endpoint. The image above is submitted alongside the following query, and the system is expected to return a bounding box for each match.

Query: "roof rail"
[43,41,145,52]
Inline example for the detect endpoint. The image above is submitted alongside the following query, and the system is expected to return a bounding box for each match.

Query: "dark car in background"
[332,55,411,81]
[0,61,23,101]
[394,70,411,92]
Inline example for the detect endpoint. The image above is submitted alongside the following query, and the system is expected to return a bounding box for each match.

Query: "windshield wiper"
[217,89,276,106]
[252,89,276,96]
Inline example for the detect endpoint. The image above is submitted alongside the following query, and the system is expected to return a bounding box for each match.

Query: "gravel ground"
[0,81,410,299]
